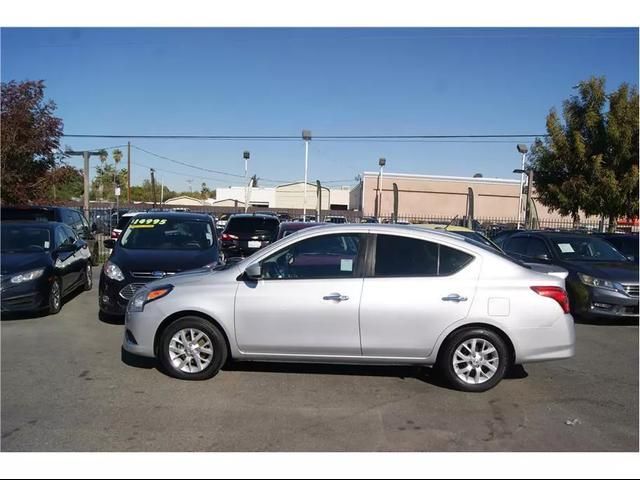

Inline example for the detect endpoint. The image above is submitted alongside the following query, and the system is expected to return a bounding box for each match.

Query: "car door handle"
[442,294,468,302]
[323,293,349,302]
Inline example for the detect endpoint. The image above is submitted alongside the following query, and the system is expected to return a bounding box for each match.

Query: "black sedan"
[594,233,639,263]
[500,231,639,320]
[1,222,93,315]
[99,212,220,316]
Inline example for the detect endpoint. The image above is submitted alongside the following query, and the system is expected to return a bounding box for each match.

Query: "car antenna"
[444,214,459,231]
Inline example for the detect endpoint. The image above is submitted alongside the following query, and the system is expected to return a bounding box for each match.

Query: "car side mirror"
[535,253,550,262]
[626,255,635,262]
[57,243,76,253]
[244,263,262,280]
[103,239,116,249]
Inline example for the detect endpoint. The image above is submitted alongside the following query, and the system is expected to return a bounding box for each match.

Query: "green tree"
[529,77,639,229]
[130,179,175,202]
[91,164,128,202]
[1,80,64,204]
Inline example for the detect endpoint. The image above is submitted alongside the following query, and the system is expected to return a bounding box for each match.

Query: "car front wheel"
[438,327,509,392]
[159,316,228,380]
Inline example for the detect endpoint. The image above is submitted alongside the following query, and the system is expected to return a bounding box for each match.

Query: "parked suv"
[1,206,98,265]
[220,214,280,260]
[500,231,638,319]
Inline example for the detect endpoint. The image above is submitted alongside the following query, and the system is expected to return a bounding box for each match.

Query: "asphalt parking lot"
[1,270,638,452]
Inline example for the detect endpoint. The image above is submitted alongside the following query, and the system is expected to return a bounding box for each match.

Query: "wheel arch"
[153,310,232,358]
[435,322,517,367]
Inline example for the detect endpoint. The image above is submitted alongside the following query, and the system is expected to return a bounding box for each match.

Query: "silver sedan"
[123,224,575,392]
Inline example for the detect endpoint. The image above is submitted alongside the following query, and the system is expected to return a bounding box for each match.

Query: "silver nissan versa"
[123,224,575,392]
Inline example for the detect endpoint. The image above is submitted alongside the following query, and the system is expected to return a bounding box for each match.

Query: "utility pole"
[127,141,131,204]
[150,169,157,208]
[377,158,386,220]
[525,169,534,229]
[65,149,103,220]
[516,144,528,229]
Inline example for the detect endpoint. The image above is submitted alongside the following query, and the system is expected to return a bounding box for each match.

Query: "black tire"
[437,327,510,393]
[48,277,63,315]
[159,316,228,381]
[83,263,93,291]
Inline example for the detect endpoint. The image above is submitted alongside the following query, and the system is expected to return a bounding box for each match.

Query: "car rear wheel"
[438,327,509,392]
[159,316,227,381]
[48,278,62,315]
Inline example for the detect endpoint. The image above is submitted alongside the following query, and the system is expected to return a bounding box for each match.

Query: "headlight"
[128,285,173,313]
[577,273,620,292]
[103,261,125,281]
[10,268,45,284]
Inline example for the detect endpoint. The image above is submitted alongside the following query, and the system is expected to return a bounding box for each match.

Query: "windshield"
[117,215,137,230]
[551,236,628,262]
[120,218,215,250]
[1,225,51,252]
[225,217,280,235]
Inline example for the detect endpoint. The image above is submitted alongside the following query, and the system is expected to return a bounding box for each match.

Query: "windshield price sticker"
[129,218,167,229]
[558,243,575,253]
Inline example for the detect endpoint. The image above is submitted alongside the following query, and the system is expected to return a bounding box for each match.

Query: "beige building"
[350,172,585,221]
[163,195,205,206]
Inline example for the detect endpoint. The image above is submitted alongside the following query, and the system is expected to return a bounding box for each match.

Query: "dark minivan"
[99,212,219,316]
[220,214,280,260]
[2,206,98,265]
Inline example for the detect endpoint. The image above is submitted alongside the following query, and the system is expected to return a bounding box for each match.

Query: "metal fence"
[80,202,637,263]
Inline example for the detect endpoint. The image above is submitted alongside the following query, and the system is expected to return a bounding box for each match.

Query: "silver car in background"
[123,224,575,392]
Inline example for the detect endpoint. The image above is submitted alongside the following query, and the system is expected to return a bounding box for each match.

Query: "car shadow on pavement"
[121,347,156,370]
[222,362,529,390]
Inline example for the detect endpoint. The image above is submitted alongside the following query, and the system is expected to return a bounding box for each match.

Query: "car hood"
[1,252,51,275]
[565,260,639,283]
[111,248,218,274]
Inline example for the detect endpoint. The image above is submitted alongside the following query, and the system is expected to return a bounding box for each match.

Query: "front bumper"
[123,301,168,358]
[99,273,149,316]
[0,278,50,313]
[569,282,639,319]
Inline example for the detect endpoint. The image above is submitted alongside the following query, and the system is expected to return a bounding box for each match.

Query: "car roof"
[228,213,280,220]
[1,220,64,230]
[133,211,213,221]
[279,221,323,229]
[412,224,473,232]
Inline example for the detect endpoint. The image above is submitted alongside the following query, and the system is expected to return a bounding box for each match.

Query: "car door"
[234,232,366,356]
[359,233,481,358]
[54,226,77,291]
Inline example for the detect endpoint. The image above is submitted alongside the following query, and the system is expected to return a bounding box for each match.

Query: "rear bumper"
[513,313,576,364]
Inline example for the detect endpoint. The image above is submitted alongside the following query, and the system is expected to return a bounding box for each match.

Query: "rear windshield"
[1,208,55,222]
[120,218,215,250]
[226,217,279,235]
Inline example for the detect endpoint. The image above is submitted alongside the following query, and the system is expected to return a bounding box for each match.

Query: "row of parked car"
[2,206,638,392]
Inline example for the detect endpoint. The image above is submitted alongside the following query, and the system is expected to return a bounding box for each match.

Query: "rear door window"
[374,235,439,277]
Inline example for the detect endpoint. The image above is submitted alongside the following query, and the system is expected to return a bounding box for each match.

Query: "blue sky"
[2,28,638,192]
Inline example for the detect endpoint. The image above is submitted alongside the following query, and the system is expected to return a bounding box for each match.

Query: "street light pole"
[243,151,250,213]
[302,130,312,221]
[378,158,386,220]
[516,144,528,229]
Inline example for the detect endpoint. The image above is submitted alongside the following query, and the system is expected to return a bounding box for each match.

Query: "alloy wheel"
[168,328,214,374]
[452,338,500,385]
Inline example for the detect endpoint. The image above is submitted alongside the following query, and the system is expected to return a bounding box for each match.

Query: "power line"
[131,145,246,179]
[62,133,549,141]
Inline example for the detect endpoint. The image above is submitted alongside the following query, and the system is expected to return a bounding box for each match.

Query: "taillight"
[221,233,238,241]
[110,230,119,239]
[531,286,570,314]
